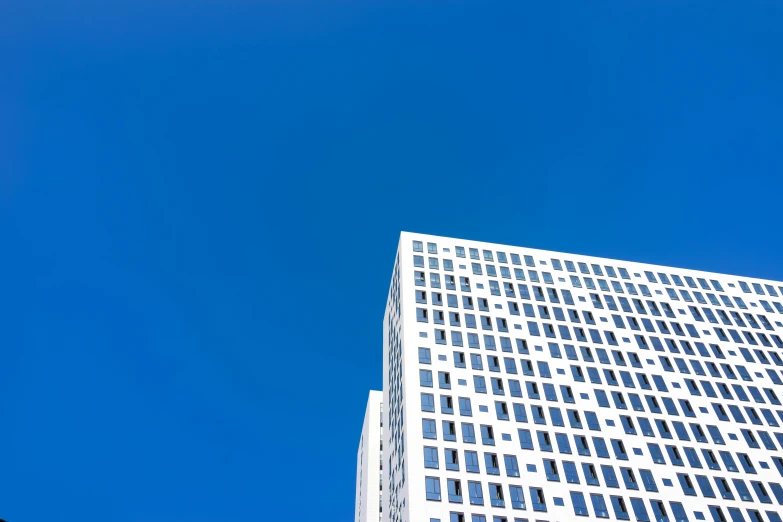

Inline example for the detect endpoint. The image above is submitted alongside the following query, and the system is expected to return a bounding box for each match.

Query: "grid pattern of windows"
[375,233,783,522]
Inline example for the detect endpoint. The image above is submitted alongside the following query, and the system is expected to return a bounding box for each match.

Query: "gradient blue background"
[2,1,782,521]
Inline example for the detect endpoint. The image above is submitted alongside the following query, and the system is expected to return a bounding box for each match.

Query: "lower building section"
[356,390,383,522]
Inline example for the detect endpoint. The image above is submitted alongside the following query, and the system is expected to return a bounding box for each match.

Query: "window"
[590,493,609,518]
[504,454,520,477]
[447,479,462,503]
[583,462,599,484]
[509,485,525,509]
[669,502,688,522]
[465,450,479,472]
[611,439,629,460]
[422,418,437,439]
[621,467,639,490]
[631,498,650,522]
[459,397,472,416]
[677,473,696,496]
[564,461,580,483]
[424,446,439,468]
[732,478,752,501]
[530,487,546,512]
[601,464,619,488]
[489,483,504,507]
[481,425,495,445]
[650,500,668,522]
[544,459,560,481]
[441,395,454,414]
[484,452,500,474]
[715,477,733,499]
[436,420,454,442]
[538,431,553,451]
[571,492,589,516]
[461,423,475,443]
[468,481,484,505]
[518,429,533,450]
[693,475,715,498]
[640,469,658,491]
[426,477,441,501]
[611,496,630,521]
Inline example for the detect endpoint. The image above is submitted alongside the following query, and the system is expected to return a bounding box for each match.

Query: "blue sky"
[1,1,782,521]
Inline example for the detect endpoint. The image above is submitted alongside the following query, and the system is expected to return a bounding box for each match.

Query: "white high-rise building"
[356,390,383,522]
[374,231,783,522]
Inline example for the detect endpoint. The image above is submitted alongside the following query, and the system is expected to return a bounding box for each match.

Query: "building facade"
[377,231,783,522]
[356,390,383,522]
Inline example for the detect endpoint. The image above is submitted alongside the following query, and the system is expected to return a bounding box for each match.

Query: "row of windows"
[738,280,783,298]
[413,263,783,338]
[414,277,783,351]
[424,475,782,522]
[674,472,783,508]
[424,416,634,460]
[421,406,757,473]
[412,246,783,319]
[420,345,783,436]
[422,336,775,389]
[421,355,783,425]
[423,341,766,394]
[421,341,775,384]
[412,239,783,299]
[432,507,781,522]
[422,385,783,458]
[415,288,574,308]
[385,259,405,522]
[592,370,781,404]
[429,317,783,359]
[423,418,778,483]
[423,477,546,512]
[424,445,663,489]
[688,307,778,329]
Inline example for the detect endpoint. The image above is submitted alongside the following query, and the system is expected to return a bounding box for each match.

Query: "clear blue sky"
[1,1,782,521]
